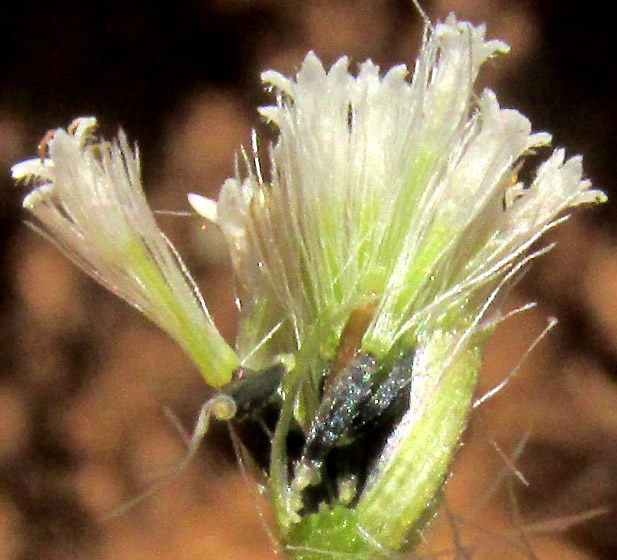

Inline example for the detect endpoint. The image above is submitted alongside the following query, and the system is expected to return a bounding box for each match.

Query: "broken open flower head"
[12,14,605,560]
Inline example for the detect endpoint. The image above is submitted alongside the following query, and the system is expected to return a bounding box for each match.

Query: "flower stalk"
[12,13,605,560]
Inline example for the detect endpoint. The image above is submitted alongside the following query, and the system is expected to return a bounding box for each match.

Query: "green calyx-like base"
[285,505,380,560]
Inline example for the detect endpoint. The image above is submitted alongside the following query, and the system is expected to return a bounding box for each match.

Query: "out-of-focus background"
[1,1,616,558]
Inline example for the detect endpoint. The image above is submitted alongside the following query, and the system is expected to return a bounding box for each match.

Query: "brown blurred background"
[1,1,617,559]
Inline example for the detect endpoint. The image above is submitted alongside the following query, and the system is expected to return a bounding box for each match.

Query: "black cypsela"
[227,350,415,512]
